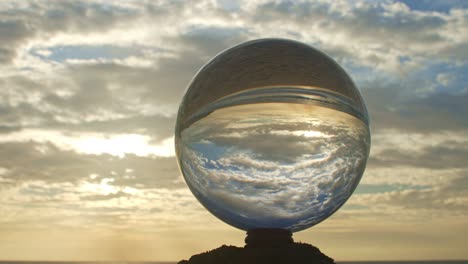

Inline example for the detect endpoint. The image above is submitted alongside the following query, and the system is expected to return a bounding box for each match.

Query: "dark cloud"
[439,42,468,61]
[361,79,468,133]
[382,172,468,212]
[38,1,139,32]
[252,1,331,24]
[0,20,31,63]
[178,25,251,57]
[368,144,468,169]
[44,80,113,112]
[253,1,446,44]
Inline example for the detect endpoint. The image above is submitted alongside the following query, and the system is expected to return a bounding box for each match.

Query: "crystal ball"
[175,39,370,232]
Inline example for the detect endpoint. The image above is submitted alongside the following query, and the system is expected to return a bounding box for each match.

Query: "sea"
[0,261,466,264]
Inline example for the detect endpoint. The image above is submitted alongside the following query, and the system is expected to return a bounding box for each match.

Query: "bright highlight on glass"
[175,39,370,232]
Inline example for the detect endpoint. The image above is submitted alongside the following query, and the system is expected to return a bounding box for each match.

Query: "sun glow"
[272,130,333,138]
[80,178,119,195]
[0,129,175,157]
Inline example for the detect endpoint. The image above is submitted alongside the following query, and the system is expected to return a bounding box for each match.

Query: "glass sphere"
[175,39,370,232]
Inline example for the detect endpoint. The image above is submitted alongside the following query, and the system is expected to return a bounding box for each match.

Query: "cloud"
[350,171,468,216]
[0,177,203,231]
[361,79,468,133]
[0,1,147,65]
[246,0,468,73]
[369,143,468,169]
[0,140,182,188]
[0,20,31,63]
[0,0,467,260]
[436,72,456,86]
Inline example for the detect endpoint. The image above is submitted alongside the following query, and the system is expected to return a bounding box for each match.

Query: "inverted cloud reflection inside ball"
[175,39,371,232]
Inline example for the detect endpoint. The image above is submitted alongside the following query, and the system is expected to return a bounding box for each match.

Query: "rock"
[178,242,335,264]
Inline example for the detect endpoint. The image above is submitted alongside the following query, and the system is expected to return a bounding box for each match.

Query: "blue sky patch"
[397,0,468,13]
[31,45,163,62]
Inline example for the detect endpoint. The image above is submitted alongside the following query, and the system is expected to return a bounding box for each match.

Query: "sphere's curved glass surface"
[175,39,370,232]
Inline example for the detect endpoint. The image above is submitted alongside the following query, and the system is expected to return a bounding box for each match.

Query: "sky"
[0,0,467,262]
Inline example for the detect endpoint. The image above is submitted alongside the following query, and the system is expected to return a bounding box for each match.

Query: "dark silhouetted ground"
[178,229,335,264]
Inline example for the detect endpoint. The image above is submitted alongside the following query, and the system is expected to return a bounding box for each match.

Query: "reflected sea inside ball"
[176,86,370,232]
